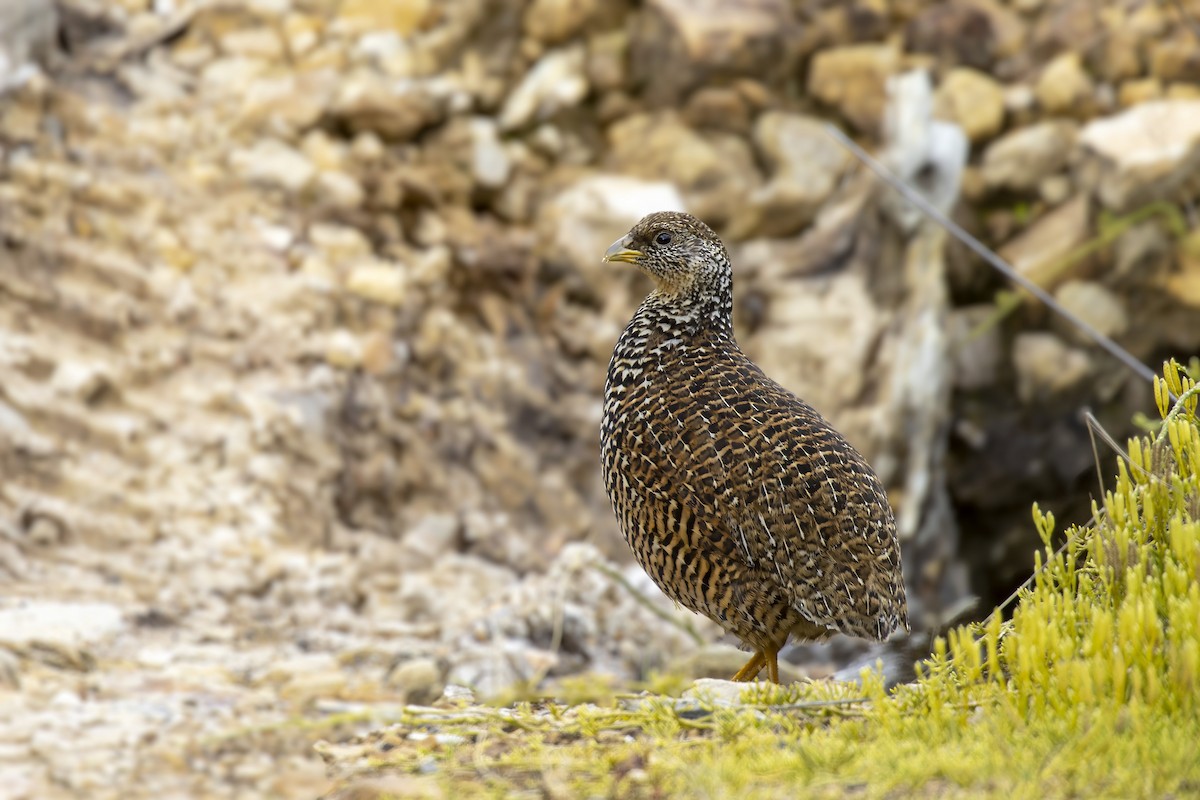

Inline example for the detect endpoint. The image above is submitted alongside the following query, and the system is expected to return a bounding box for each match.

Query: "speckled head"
[603,211,731,297]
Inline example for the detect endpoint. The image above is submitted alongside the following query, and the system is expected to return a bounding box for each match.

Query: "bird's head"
[603,211,731,298]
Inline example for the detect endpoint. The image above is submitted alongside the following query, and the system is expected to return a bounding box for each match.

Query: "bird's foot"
[729,642,782,683]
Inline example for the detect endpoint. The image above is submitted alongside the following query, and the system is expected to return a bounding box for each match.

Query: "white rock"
[683,678,755,707]
[998,193,1090,288]
[742,111,851,236]
[230,139,316,193]
[51,361,112,402]
[0,601,124,649]
[346,261,407,306]
[0,398,32,437]
[880,69,969,231]
[982,121,1076,192]
[316,170,365,209]
[440,684,476,704]
[1053,280,1129,343]
[325,329,364,368]
[310,223,373,261]
[401,513,460,566]
[1012,332,1091,402]
[469,117,511,189]
[499,44,588,131]
[1078,99,1200,210]
[256,221,295,251]
[0,0,55,92]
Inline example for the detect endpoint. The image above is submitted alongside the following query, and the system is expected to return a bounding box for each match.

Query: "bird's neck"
[617,274,735,360]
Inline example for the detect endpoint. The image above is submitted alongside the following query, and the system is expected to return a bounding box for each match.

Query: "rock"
[998,193,1090,289]
[218,28,284,60]
[683,86,753,134]
[385,657,444,704]
[523,0,601,45]
[325,329,364,369]
[1030,0,1104,61]
[1012,332,1091,402]
[880,70,970,231]
[311,223,374,262]
[230,139,317,193]
[606,113,761,227]
[1003,83,1036,120]
[0,0,55,91]
[336,0,431,35]
[499,45,588,132]
[51,361,114,403]
[440,684,476,705]
[237,75,333,135]
[280,667,349,705]
[981,120,1076,192]
[0,647,19,689]
[1038,175,1072,206]
[904,0,1025,70]
[1118,78,1163,108]
[682,678,754,706]
[352,31,417,78]
[1088,27,1142,83]
[734,112,851,237]
[586,29,628,94]
[1035,52,1094,116]
[948,305,1003,391]
[360,330,398,375]
[1151,34,1200,83]
[1052,280,1129,344]
[326,75,449,140]
[1076,100,1200,211]
[316,170,366,209]
[400,512,461,568]
[0,600,124,652]
[933,67,1005,143]
[467,117,511,189]
[807,43,901,135]
[1168,83,1200,100]
[1113,220,1172,279]
[630,0,798,105]
[1167,229,1200,308]
[346,261,408,306]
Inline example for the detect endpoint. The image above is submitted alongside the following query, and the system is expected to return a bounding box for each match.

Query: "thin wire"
[824,124,1171,397]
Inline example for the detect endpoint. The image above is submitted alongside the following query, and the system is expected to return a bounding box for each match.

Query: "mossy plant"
[322,361,1200,798]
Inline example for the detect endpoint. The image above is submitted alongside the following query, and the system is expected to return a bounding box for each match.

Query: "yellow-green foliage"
[327,362,1200,798]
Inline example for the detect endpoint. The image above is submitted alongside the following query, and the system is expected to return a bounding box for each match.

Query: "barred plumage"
[600,211,908,683]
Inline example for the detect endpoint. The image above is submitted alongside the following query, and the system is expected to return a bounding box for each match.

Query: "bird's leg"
[730,650,765,682]
[764,641,780,684]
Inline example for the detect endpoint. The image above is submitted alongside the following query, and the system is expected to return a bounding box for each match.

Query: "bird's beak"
[603,235,642,264]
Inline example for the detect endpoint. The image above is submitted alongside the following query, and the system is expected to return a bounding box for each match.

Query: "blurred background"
[2,0,1200,796]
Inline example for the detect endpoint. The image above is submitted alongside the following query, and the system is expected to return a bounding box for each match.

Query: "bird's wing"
[657,362,907,641]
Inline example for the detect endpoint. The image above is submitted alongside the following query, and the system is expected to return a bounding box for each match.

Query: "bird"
[599,210,908,684]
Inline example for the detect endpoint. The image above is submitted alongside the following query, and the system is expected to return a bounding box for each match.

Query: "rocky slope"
[2,0,1200,796]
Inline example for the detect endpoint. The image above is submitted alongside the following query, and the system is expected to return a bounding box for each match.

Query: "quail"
[600,211,908,683]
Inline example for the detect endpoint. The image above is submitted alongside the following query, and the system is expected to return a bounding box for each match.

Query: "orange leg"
[730,641,784,683]
[764,641,780,684]
[730,650,765,682]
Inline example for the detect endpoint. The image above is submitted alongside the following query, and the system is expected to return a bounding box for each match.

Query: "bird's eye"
[655,231,672,246]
